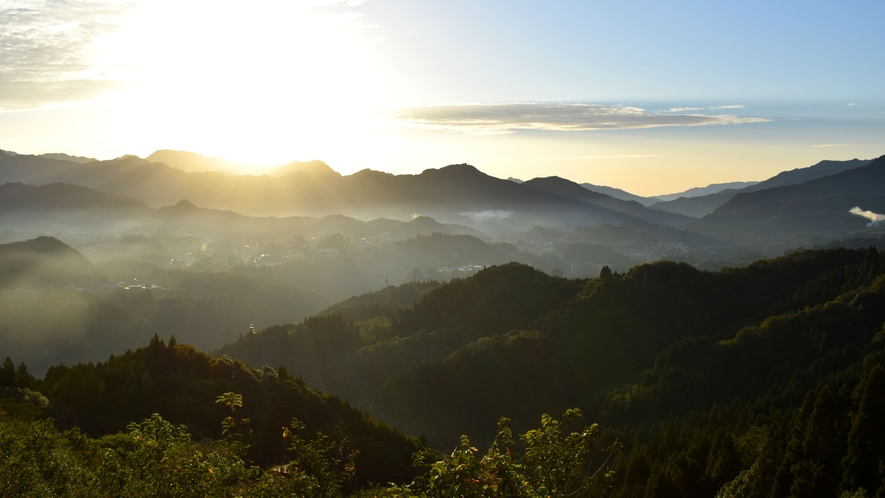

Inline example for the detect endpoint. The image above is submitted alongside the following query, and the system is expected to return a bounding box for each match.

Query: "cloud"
[848,103,856,106]
[545,154,658,160]
[849,207,885,228]
[668,107,703,112]
[0,0,370,111]
[708,104,745,110]
[0,0,140,109]
[391,103,770,134]
[812,144,853,148]
[459,210,514,223]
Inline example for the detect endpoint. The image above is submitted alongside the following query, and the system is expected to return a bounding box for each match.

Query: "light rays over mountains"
[0,1,883,194]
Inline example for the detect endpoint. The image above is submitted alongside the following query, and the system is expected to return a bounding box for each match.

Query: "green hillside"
[0,236,106,288]
[4,245,885,496]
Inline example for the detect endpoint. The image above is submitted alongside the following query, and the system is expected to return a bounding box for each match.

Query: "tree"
[14,362,32,389]
[842,364,885,494]
[0,357,14,387]
[393,408,616,497]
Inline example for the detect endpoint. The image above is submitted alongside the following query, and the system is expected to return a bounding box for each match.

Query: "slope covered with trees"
[2,336,426,488]
[4,244,885,496]
[218,247,883,451]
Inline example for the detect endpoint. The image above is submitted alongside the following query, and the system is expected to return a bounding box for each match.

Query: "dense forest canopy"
[3,245,885,496]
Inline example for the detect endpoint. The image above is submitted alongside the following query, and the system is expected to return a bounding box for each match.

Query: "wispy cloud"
[668,107,703,112]
[543,154,658,160]
[391,103,770,134]
[0,0,139,110]
[708,104,745,110]
[0,0,370,111]
[812,144,853,148]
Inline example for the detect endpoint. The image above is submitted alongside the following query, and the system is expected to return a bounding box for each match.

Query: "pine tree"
[842,363,885,494]
[0,357,14,387]
[772,390,816,498]
[14,362,32,389]
[799,385,839,498]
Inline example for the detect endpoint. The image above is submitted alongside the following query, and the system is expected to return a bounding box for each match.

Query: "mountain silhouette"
[146,150,244,173]
[580,182,660,205]
[0,182,150,213]
[0,236,105,288]
[649,158,872,217]
[691,155,885,238]
[0,153,694,230]
[654,180,759,202]
[524,176,690,226]
[269,160,340,177]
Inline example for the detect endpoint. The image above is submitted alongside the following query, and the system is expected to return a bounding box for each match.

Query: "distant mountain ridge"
[710,156,885,216]
[744,158,872,192]
[2,148,878,239]
[0,180,489,242]
[36,152,97,163]
[0,152,693,230]
[146,150,245,173]
[654,180,759,202]
[691,155,885,242]
[524,176,689,226]
[649,157,873,217]
[580,182,660,206]
[0,182,150,213]
[269,160,340,177]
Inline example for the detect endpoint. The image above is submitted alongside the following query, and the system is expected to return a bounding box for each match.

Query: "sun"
[92,0,390,170]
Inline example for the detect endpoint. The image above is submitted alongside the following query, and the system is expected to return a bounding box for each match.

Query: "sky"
[0,0,883,196]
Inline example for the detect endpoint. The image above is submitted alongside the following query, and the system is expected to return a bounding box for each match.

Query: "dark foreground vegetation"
[0,344,607,496]
[2,245,885,496]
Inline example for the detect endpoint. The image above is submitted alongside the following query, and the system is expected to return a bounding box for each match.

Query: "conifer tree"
[14,362,32,389]
[0,357,14,387]
[842,363,885,495]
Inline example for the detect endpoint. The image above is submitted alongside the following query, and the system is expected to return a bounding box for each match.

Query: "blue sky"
[363,0,885,102]
[0,0,882,195]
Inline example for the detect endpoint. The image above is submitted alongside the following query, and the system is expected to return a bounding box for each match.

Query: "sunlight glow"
[96,0,389,171]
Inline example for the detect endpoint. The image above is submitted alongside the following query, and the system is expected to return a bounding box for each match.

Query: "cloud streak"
[0,0,370,110]
[0,0,138,109]
[812,144,853,148]
[392,103,770,134]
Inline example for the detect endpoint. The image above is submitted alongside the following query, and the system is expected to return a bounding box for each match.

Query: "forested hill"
[215,246,885,496]
[1,337,425,488]
[0,236,106,288]
[4,247,885,495]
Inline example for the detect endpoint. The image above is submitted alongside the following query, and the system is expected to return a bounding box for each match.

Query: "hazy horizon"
[1,1,883,196]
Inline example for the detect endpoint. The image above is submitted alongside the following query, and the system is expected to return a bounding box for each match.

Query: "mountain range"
[0,151,695,230]
[649,158,873,218]
[1,148,883,257]
[690,155,885,244]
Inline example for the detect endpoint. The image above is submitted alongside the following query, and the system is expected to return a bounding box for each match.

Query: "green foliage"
[0,357,13,387]
[0,412,97,496]
[33,338,425,487]
[8,245,885,496]
[216,248,879,452]
[391,409,614,498]
[1,387,617,497]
